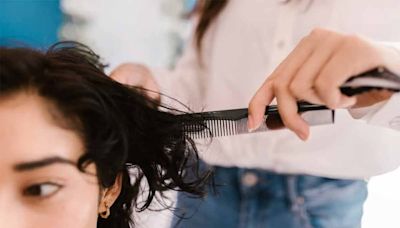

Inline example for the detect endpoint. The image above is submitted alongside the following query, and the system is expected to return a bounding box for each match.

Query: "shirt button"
[296,197,305,205]
[277,40,286,49]
[242,172,259,187]
[389,116,400,130]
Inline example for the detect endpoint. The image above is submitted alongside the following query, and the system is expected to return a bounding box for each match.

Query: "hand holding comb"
[181,67,400,139]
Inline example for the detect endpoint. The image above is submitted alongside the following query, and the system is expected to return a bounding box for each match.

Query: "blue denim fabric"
[171,166,367,228]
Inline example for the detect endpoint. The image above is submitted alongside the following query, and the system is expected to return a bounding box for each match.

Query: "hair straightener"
[180,67,400,139]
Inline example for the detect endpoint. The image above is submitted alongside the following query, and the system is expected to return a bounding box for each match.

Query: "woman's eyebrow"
[13,156,76,172]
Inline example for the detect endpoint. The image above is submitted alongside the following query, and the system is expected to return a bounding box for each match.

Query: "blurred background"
[1,1,400,227]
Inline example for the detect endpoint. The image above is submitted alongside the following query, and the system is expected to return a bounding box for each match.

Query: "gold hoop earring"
[100,202,110,219]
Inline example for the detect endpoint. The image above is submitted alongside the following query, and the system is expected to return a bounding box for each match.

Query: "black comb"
[181,67,400,139]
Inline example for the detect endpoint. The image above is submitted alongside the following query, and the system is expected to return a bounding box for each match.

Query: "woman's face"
[0,92,100,228]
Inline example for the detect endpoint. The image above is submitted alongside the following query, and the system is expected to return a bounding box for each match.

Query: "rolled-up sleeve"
[354,94,400,131]
[348,41,400,130]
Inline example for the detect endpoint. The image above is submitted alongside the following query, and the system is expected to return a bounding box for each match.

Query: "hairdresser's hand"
[248,28,400,140]
[110,63,160,101]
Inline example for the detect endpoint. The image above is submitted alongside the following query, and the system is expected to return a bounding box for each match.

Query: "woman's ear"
[98,174,123,219]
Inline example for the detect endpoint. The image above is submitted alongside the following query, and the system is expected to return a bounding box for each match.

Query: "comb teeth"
[183,119,235,139]
[184,116,272,139]
[213,119,236,138]
[181,102,335,139]
[183,109,335,139]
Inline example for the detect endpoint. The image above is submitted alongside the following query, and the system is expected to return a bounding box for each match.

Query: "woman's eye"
[23,183,63,198]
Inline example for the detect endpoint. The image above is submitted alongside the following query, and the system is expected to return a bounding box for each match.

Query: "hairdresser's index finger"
[248,80,275,131]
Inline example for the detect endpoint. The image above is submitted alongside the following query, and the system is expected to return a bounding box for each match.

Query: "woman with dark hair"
[0,42,211,228]
[111,0,400,227]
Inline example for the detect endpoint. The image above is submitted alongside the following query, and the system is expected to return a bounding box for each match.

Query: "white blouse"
[154,0,400,179]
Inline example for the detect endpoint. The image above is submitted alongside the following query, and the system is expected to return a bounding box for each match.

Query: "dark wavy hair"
[194,0,228,52]
[0,42,211,228]
[194,0,309,52]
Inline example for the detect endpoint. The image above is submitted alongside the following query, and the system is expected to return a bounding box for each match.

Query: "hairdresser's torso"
[173,0,400,179]
[201,0,399,109]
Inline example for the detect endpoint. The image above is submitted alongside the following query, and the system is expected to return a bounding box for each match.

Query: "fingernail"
[297,126,309,141]
[248,115,262,133]
[248,127,257,133]
[299,132,308,141]
[249,122,263,133]
[339,98,357,108]
[247,115,255,132]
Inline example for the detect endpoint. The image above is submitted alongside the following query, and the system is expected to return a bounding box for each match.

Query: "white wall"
[61,0,189,69]
[363,167,400,228]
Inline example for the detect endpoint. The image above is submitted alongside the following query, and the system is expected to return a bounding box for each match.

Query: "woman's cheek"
[29,179,100,228]
[66,177,100,228]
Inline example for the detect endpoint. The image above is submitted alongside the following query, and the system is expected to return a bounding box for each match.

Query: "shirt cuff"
[350,93,400,131]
